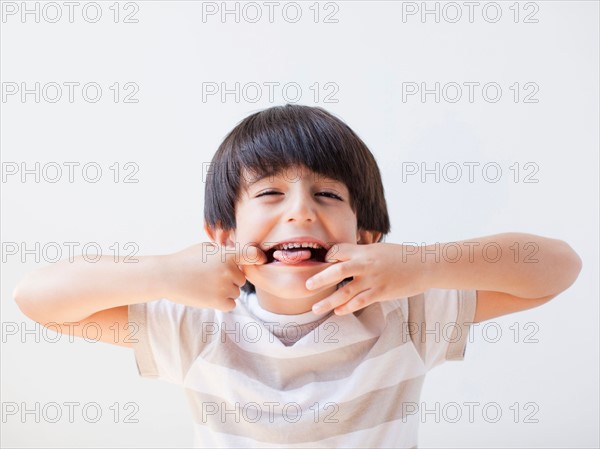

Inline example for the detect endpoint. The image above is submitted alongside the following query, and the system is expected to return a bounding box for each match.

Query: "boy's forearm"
[419,232,582,299]
[13,254,170,323]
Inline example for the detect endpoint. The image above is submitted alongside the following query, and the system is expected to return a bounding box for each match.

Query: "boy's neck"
[253,286,337,315]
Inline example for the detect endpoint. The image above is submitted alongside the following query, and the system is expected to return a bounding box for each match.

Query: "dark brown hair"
[204,104,391,293]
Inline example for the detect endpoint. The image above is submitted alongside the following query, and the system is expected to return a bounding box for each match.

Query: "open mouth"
[265,246,329,264]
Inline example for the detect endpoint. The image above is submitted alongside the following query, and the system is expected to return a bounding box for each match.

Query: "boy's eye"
[318,192,342,200]
[256,191,342,200]
[256,190,281,197]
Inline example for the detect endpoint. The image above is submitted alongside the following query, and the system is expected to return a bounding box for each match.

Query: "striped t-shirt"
[129,288,477,448]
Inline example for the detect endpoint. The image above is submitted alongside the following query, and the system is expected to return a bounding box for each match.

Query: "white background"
[1,1,598,447]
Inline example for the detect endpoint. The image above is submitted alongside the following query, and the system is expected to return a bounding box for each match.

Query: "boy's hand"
[164,243,266,312]
[307,243,429,315]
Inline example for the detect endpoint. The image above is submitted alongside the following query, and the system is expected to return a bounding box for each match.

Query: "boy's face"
[212,164,376,310]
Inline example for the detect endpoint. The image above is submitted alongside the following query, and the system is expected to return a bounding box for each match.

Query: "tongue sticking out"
[273,248,313,264]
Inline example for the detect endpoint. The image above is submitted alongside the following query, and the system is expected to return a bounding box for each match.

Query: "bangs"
[228,107,359,203]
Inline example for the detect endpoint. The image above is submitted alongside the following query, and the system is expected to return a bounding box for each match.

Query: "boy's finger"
[236,245,268,265]
[312,285,369,315]
[306,262,349,291]
[324,243,353,263]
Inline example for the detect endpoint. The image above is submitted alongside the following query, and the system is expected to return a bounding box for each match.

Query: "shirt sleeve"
[128,299,215,385]
[406,288,477,371]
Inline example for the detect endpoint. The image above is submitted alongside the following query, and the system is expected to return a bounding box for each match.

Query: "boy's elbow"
[565,242,583,282]
[573,252,583,278]
[554,240,583,292]
[13,281,46,323]
[13,283,35,319]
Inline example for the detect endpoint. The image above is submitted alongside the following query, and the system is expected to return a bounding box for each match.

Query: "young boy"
[14,104,582,447]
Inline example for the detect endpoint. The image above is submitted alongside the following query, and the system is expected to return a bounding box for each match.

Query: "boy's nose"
[285,193,317,222]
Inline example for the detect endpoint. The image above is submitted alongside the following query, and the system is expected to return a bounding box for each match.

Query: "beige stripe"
[186,376,425,444]
[407,292,427,363]
[197,303,411,390]
[128,303,159,378]
[406,290,477,363]
[446,289,477,360]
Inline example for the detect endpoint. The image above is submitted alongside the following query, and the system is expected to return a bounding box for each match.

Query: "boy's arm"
[13,243,262,347]
[306,233,581,319]
[13,255,169,348]
[424,232,583,323]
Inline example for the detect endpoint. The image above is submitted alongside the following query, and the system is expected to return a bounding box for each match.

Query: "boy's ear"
[204,222,236,247]
[356,229,383,244]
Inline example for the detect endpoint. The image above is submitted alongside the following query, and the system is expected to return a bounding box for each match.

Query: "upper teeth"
[275,242,323,250]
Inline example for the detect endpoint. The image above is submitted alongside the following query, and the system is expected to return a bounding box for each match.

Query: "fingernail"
[306,279,314,290]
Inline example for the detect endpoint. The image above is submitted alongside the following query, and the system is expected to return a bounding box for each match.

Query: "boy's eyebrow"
[244,172,274,188]
[243,170,346,190]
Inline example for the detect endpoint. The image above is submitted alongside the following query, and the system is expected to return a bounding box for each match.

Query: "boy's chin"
[260,284,330,300]
[245,264,331,296]
[247,272,331,297]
